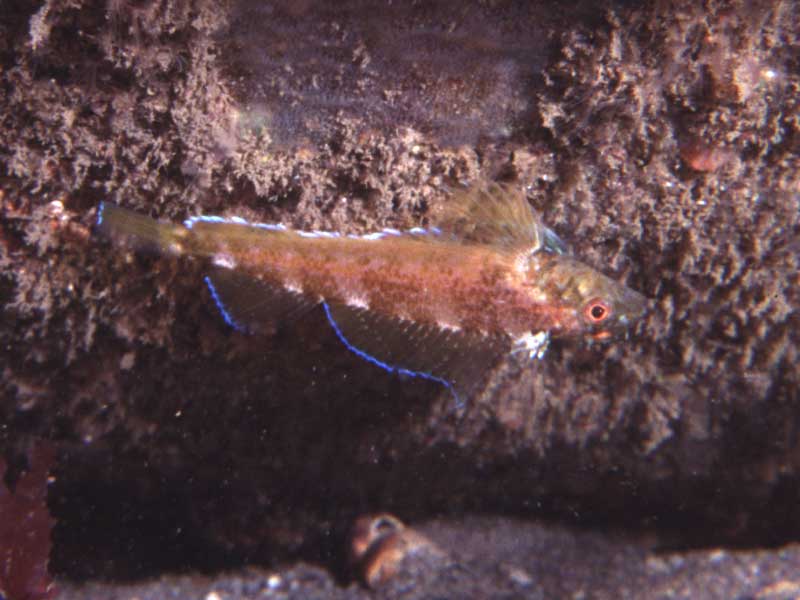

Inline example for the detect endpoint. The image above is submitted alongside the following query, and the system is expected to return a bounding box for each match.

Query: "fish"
[95,184,647,407]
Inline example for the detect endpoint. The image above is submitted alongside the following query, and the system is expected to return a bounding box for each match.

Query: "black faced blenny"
[96,184,647,407]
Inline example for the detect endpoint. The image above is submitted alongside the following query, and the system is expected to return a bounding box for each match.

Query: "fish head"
[533,254,648,339]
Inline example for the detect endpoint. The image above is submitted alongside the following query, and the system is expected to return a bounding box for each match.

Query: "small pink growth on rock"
[679,139,729,173]
[0,443,57,600]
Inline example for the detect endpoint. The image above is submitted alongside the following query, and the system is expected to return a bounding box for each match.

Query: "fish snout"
[588,287,648,341]
[614,287,649,329]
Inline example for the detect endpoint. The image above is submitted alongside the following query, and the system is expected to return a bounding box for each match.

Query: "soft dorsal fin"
[204,267,316,334]
[433,183,568,254]
[323,301,511,409]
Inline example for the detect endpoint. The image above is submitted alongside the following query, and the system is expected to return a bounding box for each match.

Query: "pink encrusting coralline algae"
[0,443,56,600]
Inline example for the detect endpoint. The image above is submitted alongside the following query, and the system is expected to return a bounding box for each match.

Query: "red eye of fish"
[585,299,611,323]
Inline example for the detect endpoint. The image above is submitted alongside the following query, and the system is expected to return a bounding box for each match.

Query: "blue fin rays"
[322,301,463,410]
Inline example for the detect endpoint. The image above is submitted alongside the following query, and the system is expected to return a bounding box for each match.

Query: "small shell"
[349,513,447,588]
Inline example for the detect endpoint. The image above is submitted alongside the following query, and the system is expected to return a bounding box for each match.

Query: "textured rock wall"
[0,0,798,581]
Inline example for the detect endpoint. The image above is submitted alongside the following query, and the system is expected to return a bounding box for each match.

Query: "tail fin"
[96,202,186,256]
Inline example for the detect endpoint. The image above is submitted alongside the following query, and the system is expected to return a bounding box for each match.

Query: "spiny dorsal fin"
[433,183,568,254]
[204,267,316,334]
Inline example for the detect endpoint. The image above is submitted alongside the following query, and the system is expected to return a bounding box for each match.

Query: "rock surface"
[55,516,800,600]
[1,0,798,596]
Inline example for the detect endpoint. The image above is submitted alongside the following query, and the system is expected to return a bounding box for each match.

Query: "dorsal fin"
[203,272,508,407]
[433,183,568,254]
[323,301,510,409]
[204,267,316,334]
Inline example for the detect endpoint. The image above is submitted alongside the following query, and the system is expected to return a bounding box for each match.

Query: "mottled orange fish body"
[96,184,647,403]
[185,226,576,339]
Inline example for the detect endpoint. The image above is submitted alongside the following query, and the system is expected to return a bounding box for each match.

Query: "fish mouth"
[590,330,613,341]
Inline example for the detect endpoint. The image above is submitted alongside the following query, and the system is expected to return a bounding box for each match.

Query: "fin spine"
[205,275,246,332]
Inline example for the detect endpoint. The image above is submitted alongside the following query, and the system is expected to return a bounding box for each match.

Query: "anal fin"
[322,301,509,409]
[205,267,315,334]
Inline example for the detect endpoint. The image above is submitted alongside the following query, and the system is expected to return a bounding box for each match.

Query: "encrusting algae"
[96,184,647,407]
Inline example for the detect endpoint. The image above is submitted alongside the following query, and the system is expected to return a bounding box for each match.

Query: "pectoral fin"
[433,183,569,255]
